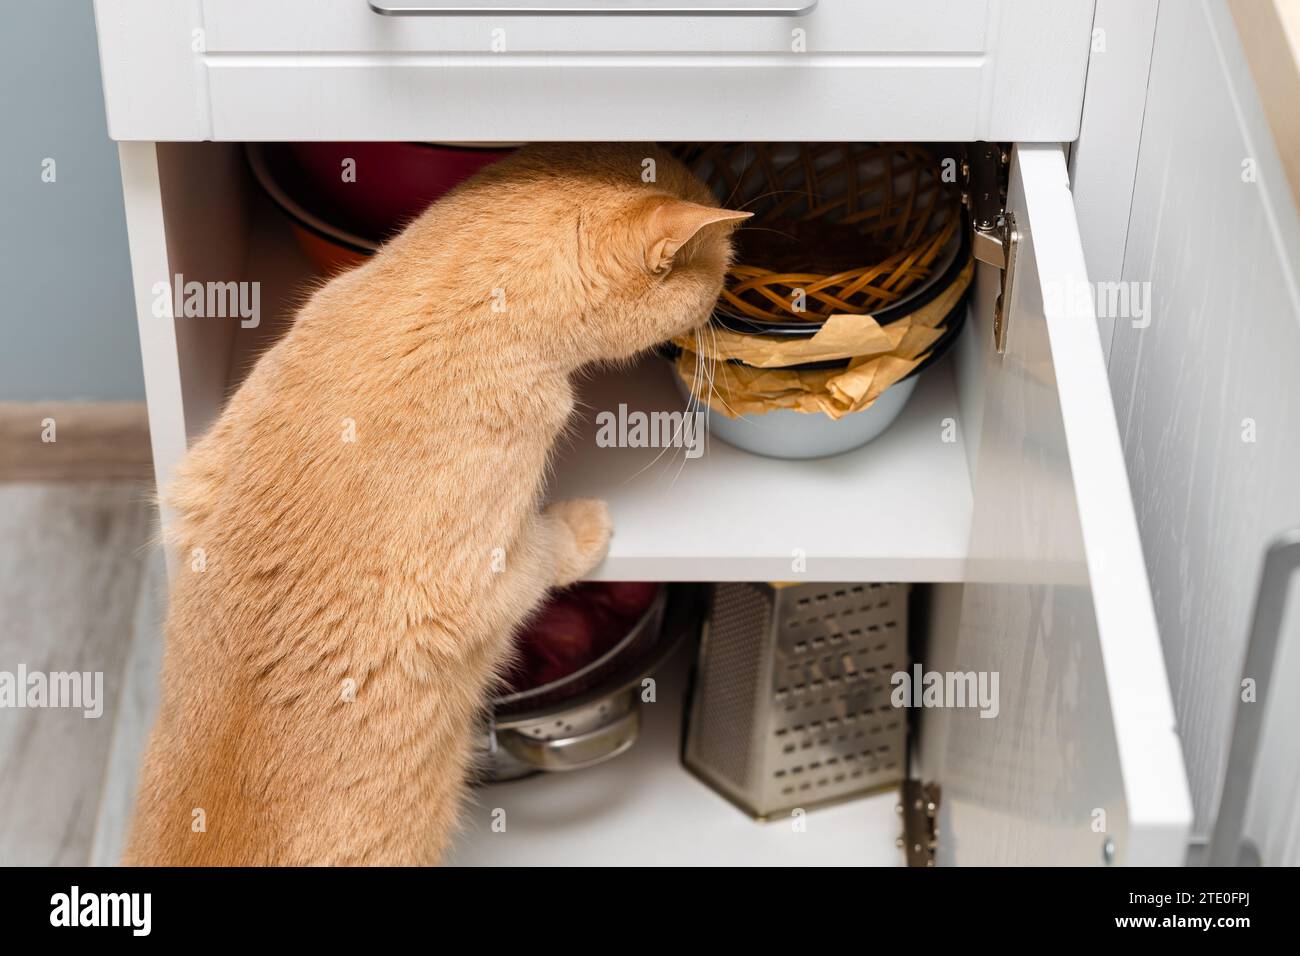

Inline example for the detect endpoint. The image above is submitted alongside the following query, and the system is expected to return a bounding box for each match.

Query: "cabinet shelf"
[553,354,972,583]
[447,643,906,866]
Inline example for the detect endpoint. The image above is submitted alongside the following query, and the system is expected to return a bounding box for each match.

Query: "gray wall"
[0,0,143,401]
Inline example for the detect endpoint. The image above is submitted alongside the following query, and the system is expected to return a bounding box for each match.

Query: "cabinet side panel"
[117,142,184,574]
[1109,0,1300,852]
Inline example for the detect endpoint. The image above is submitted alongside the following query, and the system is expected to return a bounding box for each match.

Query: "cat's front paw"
[546,498,612,586]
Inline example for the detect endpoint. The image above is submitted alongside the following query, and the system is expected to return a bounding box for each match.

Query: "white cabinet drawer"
[205,0,987,54]
[93,0,1096,141]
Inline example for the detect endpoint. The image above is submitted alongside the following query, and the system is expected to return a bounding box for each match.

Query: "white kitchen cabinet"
[96,0,1196,866]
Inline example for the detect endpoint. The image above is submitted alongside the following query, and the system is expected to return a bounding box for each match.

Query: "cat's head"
[459,143,750,368]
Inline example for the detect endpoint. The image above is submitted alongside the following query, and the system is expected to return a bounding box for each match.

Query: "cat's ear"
[643,200,752,274]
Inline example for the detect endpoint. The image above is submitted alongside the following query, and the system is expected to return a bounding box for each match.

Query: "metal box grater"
[683,582,910,819]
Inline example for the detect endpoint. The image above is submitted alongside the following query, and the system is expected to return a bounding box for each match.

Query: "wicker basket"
[673,143,959,324]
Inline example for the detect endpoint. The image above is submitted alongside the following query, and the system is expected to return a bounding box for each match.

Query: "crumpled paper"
[674,258,972,420]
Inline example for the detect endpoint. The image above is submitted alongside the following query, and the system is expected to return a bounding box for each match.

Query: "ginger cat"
[125,144,747,866]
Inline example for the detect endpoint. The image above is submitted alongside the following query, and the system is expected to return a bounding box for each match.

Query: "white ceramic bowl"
[674,371,919,460]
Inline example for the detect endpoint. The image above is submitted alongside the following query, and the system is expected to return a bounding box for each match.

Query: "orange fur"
[124,144,743,866]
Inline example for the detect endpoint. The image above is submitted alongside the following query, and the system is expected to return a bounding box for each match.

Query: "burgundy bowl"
[283,141,517,240]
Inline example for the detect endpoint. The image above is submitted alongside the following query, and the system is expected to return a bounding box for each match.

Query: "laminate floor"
[0,481,160,865]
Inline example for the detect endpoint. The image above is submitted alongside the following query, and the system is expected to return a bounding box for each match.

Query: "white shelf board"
[551,354,972,582]
[447,641,906,867]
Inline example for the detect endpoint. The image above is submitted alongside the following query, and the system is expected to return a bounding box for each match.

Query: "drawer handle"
[1206,528,1300,865]
[370,0,818,15]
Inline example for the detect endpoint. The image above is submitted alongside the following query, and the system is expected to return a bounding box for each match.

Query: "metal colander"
[684,582,910,819]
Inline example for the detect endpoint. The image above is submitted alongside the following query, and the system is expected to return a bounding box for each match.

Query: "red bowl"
[283,142,516,240]
[246,143,376,275]
[503,582,663,698]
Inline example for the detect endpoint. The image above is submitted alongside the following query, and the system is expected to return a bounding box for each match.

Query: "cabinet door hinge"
[896,780,941,866]
[963,143,1020,355]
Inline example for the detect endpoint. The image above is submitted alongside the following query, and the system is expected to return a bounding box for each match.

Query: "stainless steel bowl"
[476,585,705,782]
[677,373,921,460]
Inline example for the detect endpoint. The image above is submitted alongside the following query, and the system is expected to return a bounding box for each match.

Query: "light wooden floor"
[0,481,163,865]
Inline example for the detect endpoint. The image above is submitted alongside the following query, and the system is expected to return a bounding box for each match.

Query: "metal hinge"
[962,143,1020,355]
[896,780,941,866]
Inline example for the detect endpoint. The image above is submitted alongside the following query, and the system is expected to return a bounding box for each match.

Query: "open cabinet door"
[920,145,1192,865]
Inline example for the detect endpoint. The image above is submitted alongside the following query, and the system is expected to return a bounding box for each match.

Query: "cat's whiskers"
[731,224,799,243]
[733,186,813,214]
[717,143,754,212]
[618,349,697,484]
[696,320,746,423]
[663,346,703,488]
